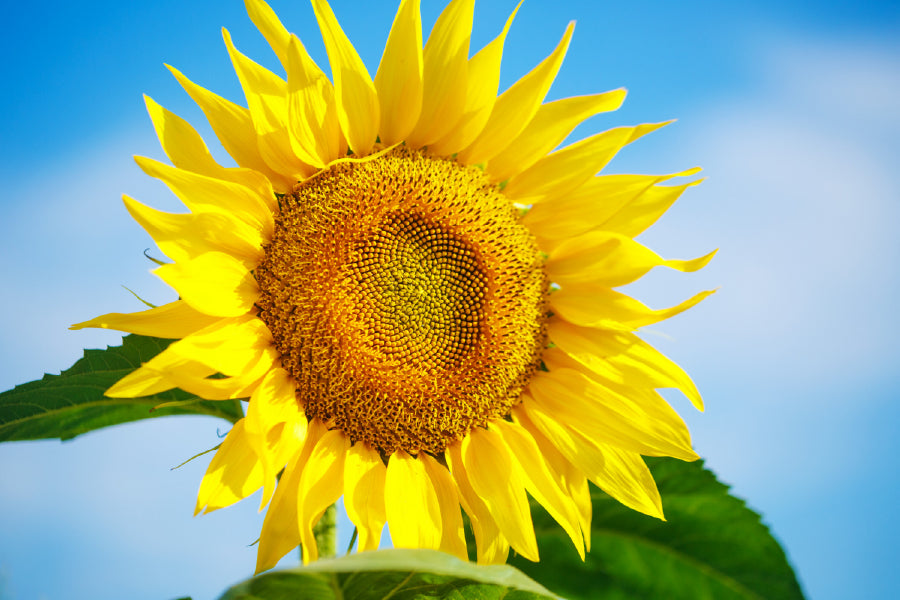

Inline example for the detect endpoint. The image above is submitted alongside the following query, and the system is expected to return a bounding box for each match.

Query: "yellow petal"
[245,368,307,508]
[143,94,223,176]
[105,315,271,400]
[461,427,538,561]
[601,177,703,238]
[404,0,473,148]
[123,195,264,266]
[244,0,291,68]
[551,288,716,331]
[509,405,592,550]
[523,170,701,246]
[524,173,663,242]
[343,442,387,552]
[155,252,258,318]
[592,442,664,520]
[168,315,271,372]
[105,355,212,399]
[545,230,716,288]
[527,368,697,460]
[144,95,279,204]
[385,450,442,550]
[256,419,326,573]
[486,89,626,182]
[223,28,313,179]
[297,428,350,564]
[311,0,379,155]
[458,22,574,164]
[419,452,468,561]
[517,403,663,519]
[111,316,275,400]
[70,300,219,339]
[428,2,521,156]
[195,419,264,514]
[166,64,295,193]
[548,318,705,410]
[168,347,276,401]
[374,0,423,145]
[446,443,509,564]
[287,34,344,166]
[134,156,274,237]
[504,121,669,204]
[490,419,584,559]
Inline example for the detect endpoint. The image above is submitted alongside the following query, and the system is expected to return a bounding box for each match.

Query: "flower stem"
[313,503,337,559]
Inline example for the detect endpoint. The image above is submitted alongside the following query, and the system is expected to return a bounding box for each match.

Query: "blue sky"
[1,0,898,599]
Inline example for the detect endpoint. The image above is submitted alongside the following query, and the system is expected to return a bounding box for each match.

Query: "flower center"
[255,148,548,455]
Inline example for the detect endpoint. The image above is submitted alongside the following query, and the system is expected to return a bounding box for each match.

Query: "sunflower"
[72,0,715,572]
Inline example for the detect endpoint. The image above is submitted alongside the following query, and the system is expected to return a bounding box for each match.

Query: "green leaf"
[219,549,555,600]
[0,335,243,442]
[510,457,805,600]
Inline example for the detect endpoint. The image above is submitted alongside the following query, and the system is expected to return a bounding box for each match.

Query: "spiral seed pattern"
[255,148,547,455]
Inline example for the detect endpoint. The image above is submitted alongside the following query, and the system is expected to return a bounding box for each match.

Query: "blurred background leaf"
[511,457,805,599]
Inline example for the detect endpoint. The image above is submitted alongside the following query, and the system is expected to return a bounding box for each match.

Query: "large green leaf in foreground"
[511,457,805,600]
[0,335,243,441]
[219,549,555,600]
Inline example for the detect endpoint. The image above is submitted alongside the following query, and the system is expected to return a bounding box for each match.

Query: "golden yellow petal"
[385,449,442,550]
[527,368,697,460]
[134,156,274,238]
[244,0,291,67]
[143,94,223,175]
[458,22,574,164]
[504,121,670,204]
[523,170,701,246]
[602,177,703,238]
[547,319,705,411]
[195,419,264,515]
[105,354,212,398]
[70,300,219,339]
[122,195,264,266]
[374,0,424,145]
[545,230,716,288]
[245,368,306,509]
[155,252,259,318]
[144,95,280,205]
[550,287,716,331]
[223,28,313,179]
[286,34,344,166]
[486,89,626,182]
[311,0,379,155]
[343,442,388,552]
[168,346,276,401]
[420,452,468,561]
[490,419,584,559]
[517,400,663,519]
[166,64,295,193]
[446,442,510,565]
[404,0,474,148]
[427,1,521,156]
[461,427,538,562]
[297,428,350,564]
[256,419,326,573]
[510,405,592,551]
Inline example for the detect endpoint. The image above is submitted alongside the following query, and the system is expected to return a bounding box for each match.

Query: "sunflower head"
[73,0,714,571]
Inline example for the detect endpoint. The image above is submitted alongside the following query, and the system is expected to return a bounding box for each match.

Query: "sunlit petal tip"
[374,0,424,145]
[310,0,380,155]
